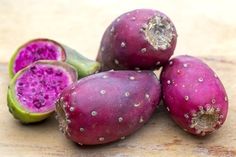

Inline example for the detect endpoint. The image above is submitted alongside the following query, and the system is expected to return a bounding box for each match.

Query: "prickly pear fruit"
[160,55,228,136]
[56,70,161,145]
[9,38,100,78]
[96,9,177,71]
[7,61,77,123]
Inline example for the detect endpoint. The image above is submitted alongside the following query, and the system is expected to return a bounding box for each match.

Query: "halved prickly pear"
[9,38,100,78]
[160,55,228,136]
[7,60,77,123]
[55,70,161,145]
[97,9,177,71]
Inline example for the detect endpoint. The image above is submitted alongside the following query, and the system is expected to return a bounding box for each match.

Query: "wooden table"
[0,0,235,156]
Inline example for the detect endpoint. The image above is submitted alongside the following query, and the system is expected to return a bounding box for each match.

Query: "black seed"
[46,67,54,74]
[55,71,63,76]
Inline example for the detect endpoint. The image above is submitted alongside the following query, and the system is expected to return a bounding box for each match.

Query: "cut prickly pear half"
[9,38,100,78]
[7,60,77,123]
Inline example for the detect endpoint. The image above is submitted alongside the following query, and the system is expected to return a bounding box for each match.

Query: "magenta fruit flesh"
[97,9,177,71]
[10,39,66,77]
[56,70,161,145]
[160,55,228,136]
[9,38,100,78]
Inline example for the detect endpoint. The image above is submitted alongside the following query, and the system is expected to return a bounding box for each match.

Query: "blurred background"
[0,0,235,63]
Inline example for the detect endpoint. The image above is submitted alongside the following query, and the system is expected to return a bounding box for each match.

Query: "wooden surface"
[0,0,236,156]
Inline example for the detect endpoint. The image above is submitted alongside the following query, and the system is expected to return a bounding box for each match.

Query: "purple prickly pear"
[160,55,228,136]
[97,9,177,71]
[7,61,77,123]
[55,70,161,145]
[9,38,100,78]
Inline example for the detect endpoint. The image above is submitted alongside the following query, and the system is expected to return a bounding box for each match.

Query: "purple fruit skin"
[160,55,228,136]
[96,9,177,71]
[56,70,161,145]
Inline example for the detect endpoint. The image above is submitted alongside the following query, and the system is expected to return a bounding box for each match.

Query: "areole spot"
[214,73,218,78]
[183,63,188,68]
[110,26,114,33]
[120,136,126,140]
[100,47,105,53]
[143,14,175,50]
[145,93,150,99]
[134,103,141,107]
[211,99,216,104]
[80,128,85,132]
[224,96,228,102]
[114,59,119,65]
[198,77,204,82]
[167,80,171,85]
[100,90,106,95]
[91,111,98,116]
[141,48,147,53]
[125,92,130,97]
[184,96,189,101]
[121,42,126,48]
[169,61,173,65]
[166,107,170,112]
[184,113,189,119]
[139,116,144,123]
[102,75,108,79]
[129,76,135,80]
[156,61,161,65]
[99,137,105,141]
[131,17,136,21]
[69,106,75,112]
[118,117,123,122]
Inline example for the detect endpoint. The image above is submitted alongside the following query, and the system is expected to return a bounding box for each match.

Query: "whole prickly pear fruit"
[97,9,177,71]
[56,70,161,145]
[9,38,100,78]
[7,61,77,123]
[160,55,228,136]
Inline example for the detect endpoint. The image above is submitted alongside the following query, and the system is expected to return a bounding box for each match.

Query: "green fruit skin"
[7,60,78,124]
[8,38,100,79]
[7,90,52,123]
[63,45,100,79]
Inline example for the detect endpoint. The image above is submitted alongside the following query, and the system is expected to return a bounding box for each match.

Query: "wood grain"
[0,0,236,156]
